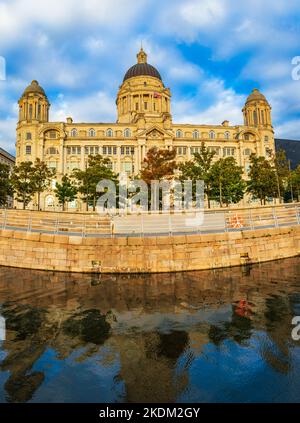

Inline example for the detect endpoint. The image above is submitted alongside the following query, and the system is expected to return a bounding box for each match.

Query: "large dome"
[123,47,162,82]
[123,63,162,82]
[246,88,268,104]
[21,80,46,97]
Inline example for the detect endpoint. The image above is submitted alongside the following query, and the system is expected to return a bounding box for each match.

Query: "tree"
[247,155,278,205]
[73,154,118,211]
[0,163,13,207]
[179,142,215,208]
[54,175,77,211]
[291,165,300,201]
[32,159,55,210]
[210,157,245,207]
[269,148,290,202]
[10,162,36,209]
[140,147,177,185]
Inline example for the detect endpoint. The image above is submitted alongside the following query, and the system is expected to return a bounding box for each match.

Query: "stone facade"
[0,147,15,208]
[0,224,299,273]
[16,48,275,210]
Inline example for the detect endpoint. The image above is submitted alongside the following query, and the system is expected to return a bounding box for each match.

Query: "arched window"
[71,128,77,137]
[244,148,252,156]
[124,128,131,138]
[106,128,113,137]
[192,130,199,139]
[209,130,216,139]
[224,131,230,140]
[89,128,96,137]
[176,129,183,138]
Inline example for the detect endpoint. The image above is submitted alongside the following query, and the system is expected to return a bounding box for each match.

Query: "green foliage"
[54,175,77,211]
[210,157,245,206]
[10,161,36,209]
[73,154,118,211]
[291,165,300,201]
[0,163,13,207]
[32,158,55,210]
[247,155,278,204]
[179,142,215,208]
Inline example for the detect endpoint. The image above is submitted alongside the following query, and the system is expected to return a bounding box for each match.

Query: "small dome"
[21,80,46,97]
[246,88,268,104]
[123,47,162,82]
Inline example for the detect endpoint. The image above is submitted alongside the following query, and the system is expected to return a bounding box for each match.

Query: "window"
[190,147,201,154]
[124,128,131,138]
[123,162,132,173]
[26,132,32,140]
[223,147,235,157]
[176,129,183,138]
[244,148,252,156]
[209,131,216,139]
[48,130,58,139]
[67,146,81,155]
[47,147,59,155]
[89,128,96,137]
[136,103,139,111]
[264,135,269,142]
[192,130,199,139]
[106,161,113,170]
[177,146,187,155]
[48,161,57,170]
[144,102,148,110]
[224,131,230,140]
[29,104,33,120]
[208,147,220,155]
[71,128,77,137]
[106,128,113,137]
[25,145,31,155]
[261,110,265,124]
[244,133,250,141]
[67,162,79,172]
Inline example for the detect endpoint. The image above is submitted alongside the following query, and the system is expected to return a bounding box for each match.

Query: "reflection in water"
[0,257,299,403]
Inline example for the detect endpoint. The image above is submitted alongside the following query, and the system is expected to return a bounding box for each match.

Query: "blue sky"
[0,0,300,154]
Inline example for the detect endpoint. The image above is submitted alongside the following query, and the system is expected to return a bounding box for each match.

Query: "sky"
[0,0,300,154]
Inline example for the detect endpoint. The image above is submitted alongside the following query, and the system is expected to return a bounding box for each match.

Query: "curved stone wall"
[0,225,299,273]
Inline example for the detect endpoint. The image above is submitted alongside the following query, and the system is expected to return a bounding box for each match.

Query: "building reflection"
[0,257,299,402]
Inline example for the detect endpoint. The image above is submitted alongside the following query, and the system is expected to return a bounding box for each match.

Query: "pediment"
[138,125,173,139]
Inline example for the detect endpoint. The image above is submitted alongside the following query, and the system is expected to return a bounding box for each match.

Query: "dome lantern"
[243,88,272,128]
[18,80,50,123]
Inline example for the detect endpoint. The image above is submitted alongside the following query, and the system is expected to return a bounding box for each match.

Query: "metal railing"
[0,204,299,237]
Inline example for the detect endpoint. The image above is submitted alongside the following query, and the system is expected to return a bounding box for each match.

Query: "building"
[0,147,15,208]
[0,147,15,169]
[16,48,275,210]
[275,139,300,170]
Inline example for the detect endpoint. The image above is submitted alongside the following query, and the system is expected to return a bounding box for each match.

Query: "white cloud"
[51,91,116,123]
[173,77,244,125]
